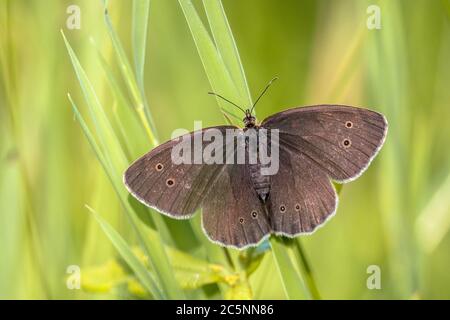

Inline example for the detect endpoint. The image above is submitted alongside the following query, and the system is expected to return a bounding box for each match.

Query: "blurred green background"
[1,0,450,299]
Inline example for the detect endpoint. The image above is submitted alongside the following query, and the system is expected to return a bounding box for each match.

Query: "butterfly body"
[124,105,387,249]
[241,119,272,202]
[248,160,271,202]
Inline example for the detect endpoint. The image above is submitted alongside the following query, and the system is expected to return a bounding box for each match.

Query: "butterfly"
[124,79,388,249]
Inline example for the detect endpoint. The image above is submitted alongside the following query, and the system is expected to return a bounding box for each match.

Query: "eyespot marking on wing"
[342,139,351,148]
[166,178,175,187]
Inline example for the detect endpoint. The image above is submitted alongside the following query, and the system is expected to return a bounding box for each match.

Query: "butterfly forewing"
[262,105,387,183]
[124,126,235,218]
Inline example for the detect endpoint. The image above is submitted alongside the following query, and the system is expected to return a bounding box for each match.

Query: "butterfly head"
[208,77,278,129]
[243,109,256,128]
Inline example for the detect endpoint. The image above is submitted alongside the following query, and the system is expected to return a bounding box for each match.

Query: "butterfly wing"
[124,126,235,218]
[125,105,387,245]
[267,146,337,235]
[261,105,388,183]
[261,104,386,235]
[201,163,271,249]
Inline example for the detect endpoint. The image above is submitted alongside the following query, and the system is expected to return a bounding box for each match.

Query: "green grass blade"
[292,239,321,299]
[91,40,176,244]
[416,172,450,253]
[131,0,157,154]
[202,0,252,107]
[62,31,127,175]
[178,0,314,299]
[178,0,252,280]
[88,205,163,298]
[67,94,111,176]
[90,38,151,163]
[70,85,184,299]
[132,0,151,89]
[64,32,185,299]
[270,238,307,299]
[103,1,158,146]
[178,0,242,122]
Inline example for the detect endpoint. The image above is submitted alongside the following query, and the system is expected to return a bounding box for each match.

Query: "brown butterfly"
[124,80,387,249]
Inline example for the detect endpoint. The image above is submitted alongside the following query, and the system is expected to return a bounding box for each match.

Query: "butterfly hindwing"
[267,146,337,235]
[202,163,271,249]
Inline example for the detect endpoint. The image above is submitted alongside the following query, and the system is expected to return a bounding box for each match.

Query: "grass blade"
[292,239,321,299]
[68,94,112,176]
[270,238,307,299]
[62,31,127,176]
[88,205,163,298]
[132,0,151,89]
[178,0,243,122]
[178,0,315,299]
[103,1,158,146]
[202,0,252,107]
[64,32,185,299]
[416,172,450,253]
[69,80,183,300]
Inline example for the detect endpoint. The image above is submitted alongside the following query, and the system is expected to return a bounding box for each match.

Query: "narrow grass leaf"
[68,94,112,176]
[178,0,314,299]
[91,38,149,160]
[202,0,252,107]
[270,237,307,299]
[103,1,158,146]
[132,0,151,89]
[87,205,163,299]
[416,172,450,253]
[62,31,127,175]
[178,0,242,122]
[64,32,184,299]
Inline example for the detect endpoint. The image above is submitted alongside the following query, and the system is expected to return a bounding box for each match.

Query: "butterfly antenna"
[250,77,278,114]
[208,92,246,114]
[221,110,235,125]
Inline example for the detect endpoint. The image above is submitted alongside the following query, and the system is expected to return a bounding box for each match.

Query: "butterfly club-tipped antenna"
[250,77,278,114]
[208,92,247,114]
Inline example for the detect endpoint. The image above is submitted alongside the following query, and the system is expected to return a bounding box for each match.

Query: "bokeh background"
[1,0,450,299]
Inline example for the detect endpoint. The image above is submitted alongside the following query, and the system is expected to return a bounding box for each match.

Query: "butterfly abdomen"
[248,163,270,202]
